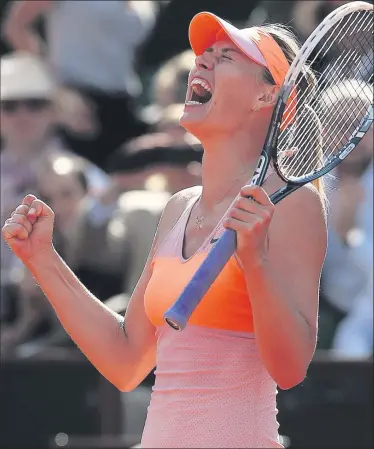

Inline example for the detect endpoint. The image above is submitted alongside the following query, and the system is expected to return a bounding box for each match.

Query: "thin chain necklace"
[194,176,245,230]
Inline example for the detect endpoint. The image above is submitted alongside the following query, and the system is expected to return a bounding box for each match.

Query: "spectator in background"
[329,20,373,358]
[247,1,302,33]
[0,265,69,358]
[356,46,373,83]
[106,111,202,300]
[140,50,195,126]
[35,154,124,301]
[2,1,157,168]
[1,51,57,290]
[1,152,118,358]
[136,0,262,70]
[0,52,109,294]
[247,1,351,42]
[332,156,373,358]
[105,48,197,201]
[319,80,373,350]
[101,102,200,203]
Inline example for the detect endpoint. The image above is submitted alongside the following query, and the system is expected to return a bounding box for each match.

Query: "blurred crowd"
[0,0,372,379]
[0,0,372,445]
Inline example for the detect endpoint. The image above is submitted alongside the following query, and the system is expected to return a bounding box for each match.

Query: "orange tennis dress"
[142,190,283,448]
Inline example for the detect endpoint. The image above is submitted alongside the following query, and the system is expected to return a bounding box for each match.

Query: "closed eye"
[217,54,234,64]
[204,47,235,61]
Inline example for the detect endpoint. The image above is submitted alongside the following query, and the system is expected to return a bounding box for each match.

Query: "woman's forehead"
[207,40,251,65]
[209,39,261,73]
[209,36,240,52]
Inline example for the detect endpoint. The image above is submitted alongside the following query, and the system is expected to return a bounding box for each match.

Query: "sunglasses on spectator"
[1,98,51,113]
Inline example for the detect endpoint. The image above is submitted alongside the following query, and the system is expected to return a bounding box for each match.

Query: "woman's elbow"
[116,379,139,393]
[276,368,307,390]
[268,357,310,390]
[98,363,140,393]
[276,336,316,389]
[113,369,146,393]
[117,383,134,393]
[274,355,312,389]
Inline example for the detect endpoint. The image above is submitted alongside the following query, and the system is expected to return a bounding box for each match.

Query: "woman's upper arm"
[267,184,327,329]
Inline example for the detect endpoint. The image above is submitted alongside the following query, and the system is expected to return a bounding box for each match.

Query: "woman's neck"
[198,130,265,211]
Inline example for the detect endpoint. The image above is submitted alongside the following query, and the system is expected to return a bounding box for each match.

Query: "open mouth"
[186,78,213,106]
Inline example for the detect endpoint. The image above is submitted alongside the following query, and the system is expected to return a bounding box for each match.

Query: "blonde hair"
[259,24,326,207]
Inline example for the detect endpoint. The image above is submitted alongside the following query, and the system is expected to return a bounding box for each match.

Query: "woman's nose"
[195,54,214,71]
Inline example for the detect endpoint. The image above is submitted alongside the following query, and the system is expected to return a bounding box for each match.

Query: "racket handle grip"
[163,228,237,331]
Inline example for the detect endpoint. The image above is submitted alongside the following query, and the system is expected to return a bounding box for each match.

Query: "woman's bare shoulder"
[163,186,201,221]
[156,186,202,243]
[264,173,326,216]
[170,185,202,206]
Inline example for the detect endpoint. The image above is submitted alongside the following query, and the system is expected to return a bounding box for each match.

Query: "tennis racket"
[164,1,373,331]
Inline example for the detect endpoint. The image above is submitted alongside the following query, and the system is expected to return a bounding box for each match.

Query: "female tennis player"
[3,12,327,448]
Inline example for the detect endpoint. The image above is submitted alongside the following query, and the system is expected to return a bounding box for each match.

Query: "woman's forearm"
[25,248,132,389]
[244,261,316,389]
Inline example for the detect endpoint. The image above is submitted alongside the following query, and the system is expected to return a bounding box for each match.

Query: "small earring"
[254,106,259,113]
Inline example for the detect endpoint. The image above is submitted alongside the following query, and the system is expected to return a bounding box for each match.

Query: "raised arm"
[2,1,52,54]
[2,193,181,391]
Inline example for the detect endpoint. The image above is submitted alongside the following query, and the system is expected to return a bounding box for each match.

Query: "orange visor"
[189,12,296,129]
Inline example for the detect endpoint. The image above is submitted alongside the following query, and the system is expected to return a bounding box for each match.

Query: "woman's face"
[180,37,267,138]
[0,98,55,147]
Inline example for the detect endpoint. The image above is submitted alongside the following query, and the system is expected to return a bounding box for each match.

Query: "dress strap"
[153,190,201,259]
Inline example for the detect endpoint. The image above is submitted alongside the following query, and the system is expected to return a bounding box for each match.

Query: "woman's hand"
[2,194,55,265]
[223,185,275,267]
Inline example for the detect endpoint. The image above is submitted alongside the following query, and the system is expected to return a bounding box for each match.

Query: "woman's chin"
[180,102,211,134]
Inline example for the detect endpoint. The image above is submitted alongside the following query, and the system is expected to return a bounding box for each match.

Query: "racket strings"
[288,42,372,162]
[276,8,373,180]
[320,82,371,158]
[281,47,362,137]
[284,74,372,179]
[286,66,370,172]
[278,13,367,155]
[280,7,370,127]
[279,50,363,162]
[281,8,372,129]
[278,67,363,177]
[290,95,371,178]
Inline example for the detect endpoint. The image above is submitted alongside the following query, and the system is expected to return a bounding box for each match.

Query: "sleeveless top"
[142,180,283,448]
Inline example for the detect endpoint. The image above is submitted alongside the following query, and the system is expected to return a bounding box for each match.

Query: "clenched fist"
[2,194,55,264]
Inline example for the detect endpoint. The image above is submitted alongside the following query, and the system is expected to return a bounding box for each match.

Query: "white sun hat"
[1,52,55,101]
